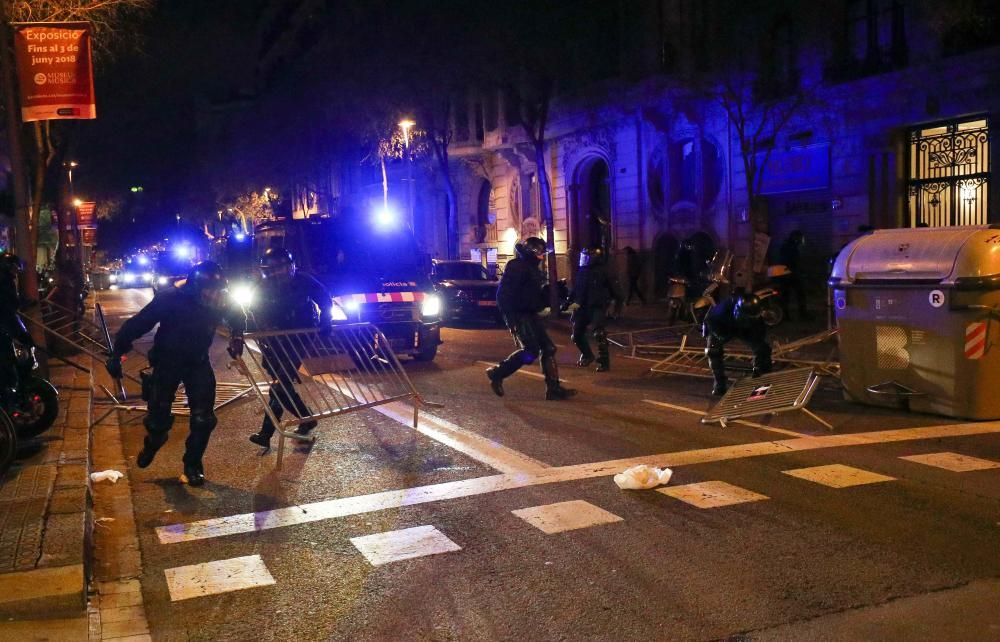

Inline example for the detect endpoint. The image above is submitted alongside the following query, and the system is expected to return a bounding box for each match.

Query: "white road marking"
[372,400,551,474]
[643,399,807,438]
[782,464,895,488]
[658,481,769,509]
[512,500,623,534]
[899,452,1000,472]
[164,554,275,601]
[156,420,1000,544]
[476,360,568,383]
[350,525,461,566]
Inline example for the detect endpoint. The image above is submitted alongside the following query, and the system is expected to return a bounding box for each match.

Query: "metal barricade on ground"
[701,367,831,430]
[232,323,429,468]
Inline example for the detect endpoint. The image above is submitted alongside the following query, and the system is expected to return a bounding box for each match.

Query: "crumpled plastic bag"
[613,464,673,490]
[90,470,124,484]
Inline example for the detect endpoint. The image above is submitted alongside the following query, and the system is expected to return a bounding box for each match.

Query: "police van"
[249,215,442,361]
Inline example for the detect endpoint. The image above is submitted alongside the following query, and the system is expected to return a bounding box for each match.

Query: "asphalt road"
[94,288,1000,641]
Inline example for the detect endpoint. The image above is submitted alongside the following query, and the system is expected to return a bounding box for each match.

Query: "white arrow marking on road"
[156,419,1000,544]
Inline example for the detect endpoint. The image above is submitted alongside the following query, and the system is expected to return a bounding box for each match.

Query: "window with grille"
[908,117,990,227]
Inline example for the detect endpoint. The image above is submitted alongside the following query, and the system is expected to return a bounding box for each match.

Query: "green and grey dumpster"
[830,226,1000,420]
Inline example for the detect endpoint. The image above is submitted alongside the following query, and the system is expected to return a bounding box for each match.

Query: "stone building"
[444,1,1000,299]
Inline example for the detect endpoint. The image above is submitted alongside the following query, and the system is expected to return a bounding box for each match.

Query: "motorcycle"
[0,409,15,476]
[4,339,59,440]
[688,252,785,327]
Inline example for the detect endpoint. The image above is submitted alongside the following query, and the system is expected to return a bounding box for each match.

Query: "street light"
[398,119,416,231]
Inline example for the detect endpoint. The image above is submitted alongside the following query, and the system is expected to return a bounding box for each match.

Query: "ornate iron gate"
[908,117,990,227]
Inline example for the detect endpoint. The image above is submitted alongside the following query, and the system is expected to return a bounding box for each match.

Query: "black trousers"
[495,313,560,388]
[571,306,610,364]
[627,276,646,304]
[258,337,312,439]
[705,332,772,386]
[145,359,217,466]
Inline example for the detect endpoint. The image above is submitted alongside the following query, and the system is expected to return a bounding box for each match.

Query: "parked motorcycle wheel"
[9,376,59,440]
[0,411,16,477]
[761,299,784,327]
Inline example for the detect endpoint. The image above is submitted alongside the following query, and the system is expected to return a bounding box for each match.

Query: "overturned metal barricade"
[701,367,832,430]
[232,323,427,468]
[608,323,701,357]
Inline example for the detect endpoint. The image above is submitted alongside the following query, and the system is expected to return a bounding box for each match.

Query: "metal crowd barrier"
[232,323,428,468]
[701,367,832,430]
[608,323,702,357]
[646,330,841,380]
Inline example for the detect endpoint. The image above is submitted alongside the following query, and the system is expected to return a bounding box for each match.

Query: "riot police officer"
[487,237,575,400]
[566,247,623,372]
[106,261,240,486]
[703,291,772,396]
[247,248,332,449]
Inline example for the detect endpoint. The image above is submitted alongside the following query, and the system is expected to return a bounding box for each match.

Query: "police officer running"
[566,247,623,372]
[246,248,332,449]
[486,237,575,400]
[703,291,772,396]
[106,262,240,486]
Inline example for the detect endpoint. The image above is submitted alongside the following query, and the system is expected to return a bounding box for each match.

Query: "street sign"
[77,201,97,228]
[13,22,96,122]
[81,228,96,246]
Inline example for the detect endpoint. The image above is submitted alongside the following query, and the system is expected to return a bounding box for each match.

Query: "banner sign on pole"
[13,22,96,122]
[81,228,97,246]
[76,201,97,228]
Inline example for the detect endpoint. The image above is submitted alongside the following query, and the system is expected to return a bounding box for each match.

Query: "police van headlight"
[421,294,441,318]
[142,272,153,283]
[109,274,118,283]
[231,284,255,308]
[330,303,349,321]
[122,272,136,284]
[157,276,169,286]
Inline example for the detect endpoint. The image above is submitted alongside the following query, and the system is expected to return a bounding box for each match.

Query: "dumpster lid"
[831,226,1000,286]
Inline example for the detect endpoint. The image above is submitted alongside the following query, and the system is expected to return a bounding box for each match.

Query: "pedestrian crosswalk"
[158,447,998,602]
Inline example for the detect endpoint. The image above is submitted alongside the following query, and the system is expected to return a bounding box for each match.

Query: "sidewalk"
[0,359,93,634]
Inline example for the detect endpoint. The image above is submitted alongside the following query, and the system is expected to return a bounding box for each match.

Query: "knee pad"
[520,350,538,365]
[190,411,218,435]
[143,413,174,436]
[594,327,608,342]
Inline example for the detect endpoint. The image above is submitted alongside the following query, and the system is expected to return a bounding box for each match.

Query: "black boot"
[486,367,505,397]
[136,432,168,469]
[595,333,610,372]
[181,462,205,486]
[296,419,318,436]
[249,432,270,448]
[712,378,728,396]
[577,354,595,367]
[708,352,728,396]
[542,356,576,401]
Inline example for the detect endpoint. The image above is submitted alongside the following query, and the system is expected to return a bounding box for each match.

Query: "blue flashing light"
[137,255,150,266]
[173,244,192,260]
[374,206,396,230]
[235,232,246,241]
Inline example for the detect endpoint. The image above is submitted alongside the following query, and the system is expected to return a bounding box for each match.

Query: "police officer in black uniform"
[486,237,575,401]
[703,291,772,396]
[248,248,332,449]
[106,261,240,486]
[566,247,623,372]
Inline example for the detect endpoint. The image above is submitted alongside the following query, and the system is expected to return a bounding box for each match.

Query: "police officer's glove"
[538,307,552,318]
[566,302,581,314]
[227,336,245,359]
[105,354,124,379]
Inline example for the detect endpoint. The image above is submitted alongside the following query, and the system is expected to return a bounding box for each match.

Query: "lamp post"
[399,119,415,231]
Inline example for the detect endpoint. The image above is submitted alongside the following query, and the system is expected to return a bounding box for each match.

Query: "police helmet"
[515,237,547,261]
[733,292,763,320]
[186,261,226,292]
[259,247,296,279]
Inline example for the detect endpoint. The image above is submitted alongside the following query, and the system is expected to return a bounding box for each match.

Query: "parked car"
[430,260,502,325]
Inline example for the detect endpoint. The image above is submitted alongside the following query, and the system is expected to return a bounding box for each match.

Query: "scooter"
[4,339,59,440]
[689,252,785,327]
[0,409,15,476]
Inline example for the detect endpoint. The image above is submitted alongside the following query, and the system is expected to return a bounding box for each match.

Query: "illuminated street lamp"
[399,119,416,231]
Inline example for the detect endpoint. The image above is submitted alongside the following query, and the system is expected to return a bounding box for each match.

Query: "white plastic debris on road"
[613,465,673,490]
[90,470,125,484]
